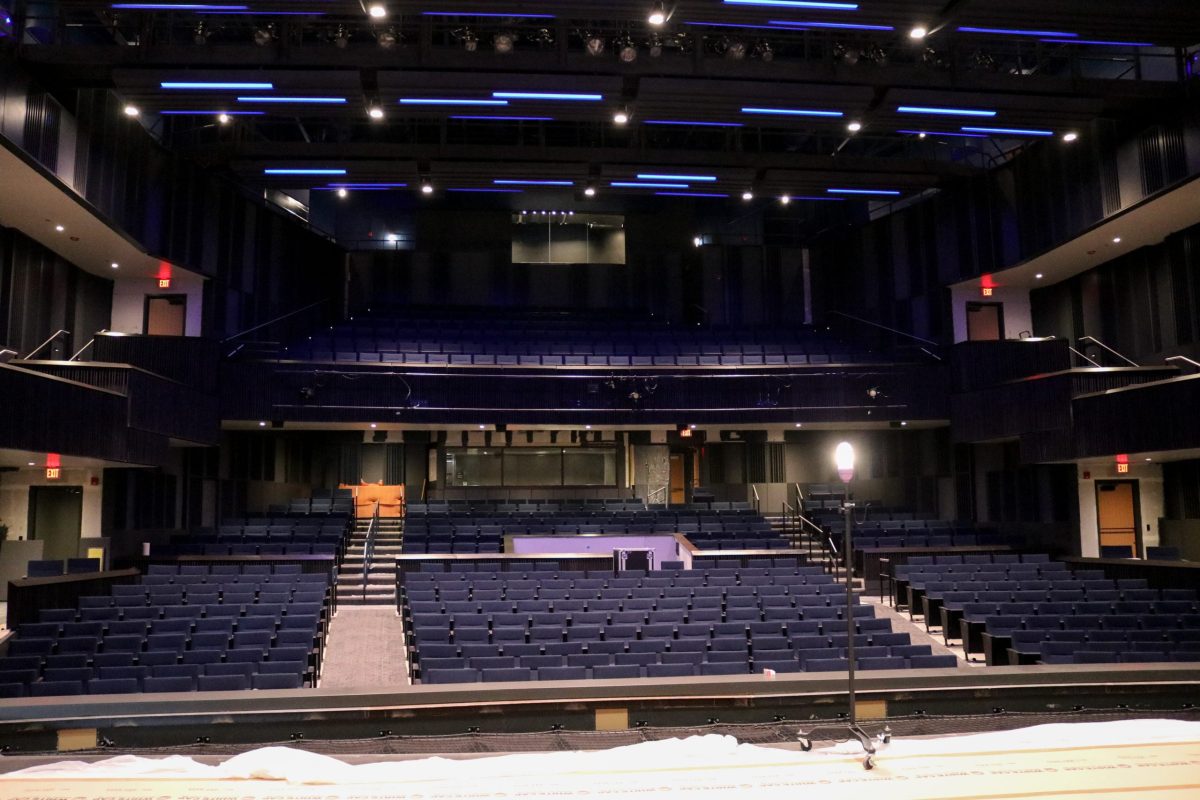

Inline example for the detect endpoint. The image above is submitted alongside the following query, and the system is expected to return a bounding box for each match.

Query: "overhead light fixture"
[1034,273,1044,279]
[111,262,119,269]
[585,33,605,56]
[649,1,666,25]
[741,106,843,117]
[367,3,386,19]
[909,25,927,39]
[492,91,603,101]
[368,105,384,120]
[725,38,747,60]
[897,105,997,117]
[584,185,596,197]
[253,24,274,46]
[337,188,348,198]
[741,190,754,201]
[192,22,209,44]
[421,180,434,195]
[1063,131,1079,142]
[847,120,862,132]
[240,96,349,104]
[123,104,140,117]
[459,28,478,51]
[161,81,275,90]
[333,25,349,48]
[494,31,514,53]
[1112,236,1122,243]
[258,421,267,427]
[637,173,717,182]
[613,109,630,125]
[753,40,774,61]
[962,126,1055,137]
[370,423,378,429]
[918,131,926,139]
[780,194,791,205]
[693,236,703,247]
[648,34,664,57]
[263,168,347,175]
[55,224,65,232]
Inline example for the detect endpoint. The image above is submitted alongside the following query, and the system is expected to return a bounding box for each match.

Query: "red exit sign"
[45,467,61,480]
[158,278,172,289]
[980,286,994,297]
[1116,463,1129,474]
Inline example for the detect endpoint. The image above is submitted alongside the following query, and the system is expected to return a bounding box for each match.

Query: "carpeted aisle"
[317,607,410,689]
[3,720,1198,800]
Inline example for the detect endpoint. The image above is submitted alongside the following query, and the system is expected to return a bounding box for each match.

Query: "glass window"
[503,449,563,486]
[445,449,503,487]
[564,449,616,486]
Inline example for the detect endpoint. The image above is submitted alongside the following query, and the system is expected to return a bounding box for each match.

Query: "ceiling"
[14,1,1200,205]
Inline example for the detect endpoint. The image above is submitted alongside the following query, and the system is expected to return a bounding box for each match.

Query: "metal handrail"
[68,330,106,362]
[1165,356,1200,371]
[23,330,70,360]
[361,501,381,602]
[829,310,940,347]
[1068,346,1101,368]
[646,485,669,506]
[751,484,760,513]
[1078,336,1139,367]
[221,299,327,345]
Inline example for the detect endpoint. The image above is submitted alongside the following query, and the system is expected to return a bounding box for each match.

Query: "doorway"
[144,294,187,336]
[1095,480,1141,558]
[669,453,686,505]
[28,485,84,561]
[966,302,1004,341]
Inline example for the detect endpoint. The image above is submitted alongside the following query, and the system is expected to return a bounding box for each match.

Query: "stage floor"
[1,720,1198,800]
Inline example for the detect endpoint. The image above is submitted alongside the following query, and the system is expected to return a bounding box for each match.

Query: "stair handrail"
[1078,335,1139,367]
[68,330,107,362]
[1165,356,1200,371]
[221,299,327,345]
[361,500,381,602]
[646,485,668,506]
[751,484,760,513]
[23,329,70,360]
[1068,346,1102,367]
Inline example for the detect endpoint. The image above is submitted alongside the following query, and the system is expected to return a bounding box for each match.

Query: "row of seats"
[286,351,877,368]
[25,558,101,578]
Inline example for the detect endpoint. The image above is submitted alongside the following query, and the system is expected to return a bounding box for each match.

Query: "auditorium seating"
[403,501,792,553]
[893,557,1200,666]
[0,564,333,697]
[399,557,951,684]
[278,313,892,368]
[154,512,352,559]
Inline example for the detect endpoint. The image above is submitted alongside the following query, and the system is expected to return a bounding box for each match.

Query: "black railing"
[361,501,381,602]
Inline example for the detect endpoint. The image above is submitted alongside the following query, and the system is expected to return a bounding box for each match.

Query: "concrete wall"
[632,444,670,504]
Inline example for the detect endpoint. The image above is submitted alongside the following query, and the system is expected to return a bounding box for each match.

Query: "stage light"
[649,1,665,25]
[377,27,398,48]
[333,25,349,48]
[192,22,209,44]
[725,38,747,59]
[421,181,434,195]
[584,186,596,197]
[741,190,754,201]
[337,188,348,198]
[368,105,384,120]
[693,236,703,247]
[217,112,231,124]
[618,37,638,62]
[918,131,926,139]
[780,194,791,205]
[847,120,862,132]
[253,24,274,45]
[614,110,630,125]
[367,3,385,19]
[648,34,664,57]
[585,34,605,56]
[123,104,140,117]
[754,40,774,61]
[909,25,927,39]
[494,31,514,53]
[460,28,478,51]
[1063,131,1079,142]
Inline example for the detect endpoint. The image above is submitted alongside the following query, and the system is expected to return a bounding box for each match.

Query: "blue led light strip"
[637,173,718,182]
[768,20,895,31]
[826,188,901,195]
[400,98,508,106]
[161,81,273,90]
[655,192,730,198]
[612,182,690,189]
[896,105,997,117]
[958,26,1077,37]
[724,0,858,9]
[238,96,347,104]
[494,180,574,186]
[643,119,744,127]
[897,129,988,138]
[264,168,347,175]
[493,92,603,101]
[450,115,554,121]
[961,126,1055,136]
[742,107,843,117]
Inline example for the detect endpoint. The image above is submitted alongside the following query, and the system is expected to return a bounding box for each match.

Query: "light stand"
[797,442,891,770]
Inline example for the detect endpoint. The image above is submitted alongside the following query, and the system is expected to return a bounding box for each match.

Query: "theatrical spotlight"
[753,40,774,62]
[648,33,664,58]
[648,1,666,26]
[192,22,210,45]
[376,27,398,49]
[971,50,999,72]
[455,28,478,51]
[617,35,637,63]
[253,23,275,46]
[863,43,887,65]
[585,32,605,56]
[725,38,747,60]
[532,27,555,48]
[332,25,350,49]
[494,31,515,53]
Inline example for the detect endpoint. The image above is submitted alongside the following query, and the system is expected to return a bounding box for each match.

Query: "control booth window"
[511,212,626,265]
[445,447,617,487]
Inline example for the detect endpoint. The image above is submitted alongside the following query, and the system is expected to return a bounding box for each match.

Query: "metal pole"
[844,494,856,727]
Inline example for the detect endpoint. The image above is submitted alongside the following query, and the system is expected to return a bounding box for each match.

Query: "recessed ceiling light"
[648,1,665,26]
[909,25,928,39]
[584,186,596,197]
[111,262,119,269]
[217,113,231,124]
[1112,236,1122,243]
[741,190,753,201]
[1145,457,1152,462]
[614,110,629,125]
[27,461,36,466]
[918,131,926,139]
[900,420,908,426]
[337,188,348,198]
[370,423,377,428]
[421,181,434,195]
[368,3,386,18]
[478,424,486,429]
[688,424,697,429]
[368,106,384,120]
[693,236,703,247]
[55,224,64,232]
[1062,131,1078,142]
[123,105,140,117]
[1035,273,1044,279]
[847,120,862,133]
[585,424,592,430]
[794,422,802,428]
[258,421,267,427]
